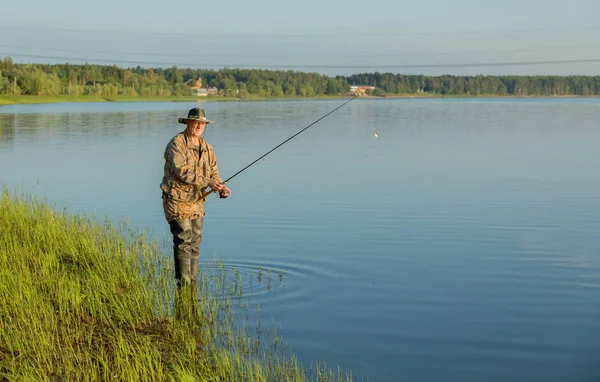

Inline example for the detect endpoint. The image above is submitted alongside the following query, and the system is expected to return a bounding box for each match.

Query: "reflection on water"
[1,99,600,382]
[0,113,16,145]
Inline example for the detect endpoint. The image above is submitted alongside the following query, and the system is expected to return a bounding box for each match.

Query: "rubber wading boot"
[190,257,199,284]
[174,245,192,287]
[190,217,203,284]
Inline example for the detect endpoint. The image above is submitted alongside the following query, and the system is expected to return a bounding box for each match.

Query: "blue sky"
[0,0,599,76]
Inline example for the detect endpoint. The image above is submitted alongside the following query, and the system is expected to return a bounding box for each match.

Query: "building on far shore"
[189,78,219,96]
[349,85,376,96]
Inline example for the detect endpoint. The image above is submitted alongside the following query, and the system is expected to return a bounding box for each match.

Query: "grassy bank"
[0,95,237,106]
[2,93,597,106]
[0,95,110,105]
[0,191,358,381]
[0,94,348,106]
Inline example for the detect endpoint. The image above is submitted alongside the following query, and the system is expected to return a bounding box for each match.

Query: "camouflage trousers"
[168,217,204,287]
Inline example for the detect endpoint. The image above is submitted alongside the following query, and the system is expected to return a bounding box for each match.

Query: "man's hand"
[206,179,230,198]
[219,186,231,198]
[208,179,226,192]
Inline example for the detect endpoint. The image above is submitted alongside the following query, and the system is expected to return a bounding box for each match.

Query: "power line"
[2,52,600,69]
[2,53,211,66]
[1,24,600,37]
[1,43,598,60]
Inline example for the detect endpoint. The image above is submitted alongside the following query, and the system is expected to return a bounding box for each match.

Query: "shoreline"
[1,94,599,106]
[0,95,348,106]
[0,191,356,381]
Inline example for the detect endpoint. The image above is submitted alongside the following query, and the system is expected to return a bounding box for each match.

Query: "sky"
[0,0,599,76]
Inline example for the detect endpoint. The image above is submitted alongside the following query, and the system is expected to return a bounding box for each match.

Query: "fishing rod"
[202,95,358,199]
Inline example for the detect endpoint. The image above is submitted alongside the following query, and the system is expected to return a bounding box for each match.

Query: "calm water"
[1,98,600,382]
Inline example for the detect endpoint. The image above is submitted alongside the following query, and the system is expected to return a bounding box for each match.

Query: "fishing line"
[202,95,358,198]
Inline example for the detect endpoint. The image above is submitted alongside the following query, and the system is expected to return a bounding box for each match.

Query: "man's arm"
[208,148,222,183]
[208,147,230,198]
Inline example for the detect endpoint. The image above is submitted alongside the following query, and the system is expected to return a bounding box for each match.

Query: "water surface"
[1,98,600,382]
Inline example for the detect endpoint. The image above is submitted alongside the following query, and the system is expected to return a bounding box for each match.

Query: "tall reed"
[0,191,361,381]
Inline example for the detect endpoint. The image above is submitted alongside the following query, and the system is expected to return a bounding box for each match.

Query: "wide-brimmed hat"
[178,107,213,124]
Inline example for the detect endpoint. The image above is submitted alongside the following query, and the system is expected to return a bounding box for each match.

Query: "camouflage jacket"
[160,132,222,221]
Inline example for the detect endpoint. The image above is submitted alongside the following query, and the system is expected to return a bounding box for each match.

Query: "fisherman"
[160,107,231,288]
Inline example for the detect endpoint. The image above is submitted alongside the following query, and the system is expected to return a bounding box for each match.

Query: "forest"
[1,56,599,97]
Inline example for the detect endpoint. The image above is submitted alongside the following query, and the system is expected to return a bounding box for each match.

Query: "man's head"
[186,119,206,138]
[178,107,212,138]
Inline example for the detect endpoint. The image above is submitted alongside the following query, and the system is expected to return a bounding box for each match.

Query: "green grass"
[0,190,360,381]
[0,95,110,105]
[2,93,596,106]
[0,94,350,106]
[103,95,239,102]
[0,95,238,105]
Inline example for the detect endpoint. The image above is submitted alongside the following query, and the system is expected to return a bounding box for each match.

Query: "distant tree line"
[347,73,600,96]
[1,57,599,97]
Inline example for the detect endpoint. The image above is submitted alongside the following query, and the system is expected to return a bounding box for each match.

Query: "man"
[160,107,231,288]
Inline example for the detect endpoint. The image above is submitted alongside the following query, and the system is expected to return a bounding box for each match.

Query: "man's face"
[186,120,206,137]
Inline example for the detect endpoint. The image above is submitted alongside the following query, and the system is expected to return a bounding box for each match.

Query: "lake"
[1,98,599,382]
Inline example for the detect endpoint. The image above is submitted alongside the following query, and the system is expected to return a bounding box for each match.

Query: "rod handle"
[200,180,228,200]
